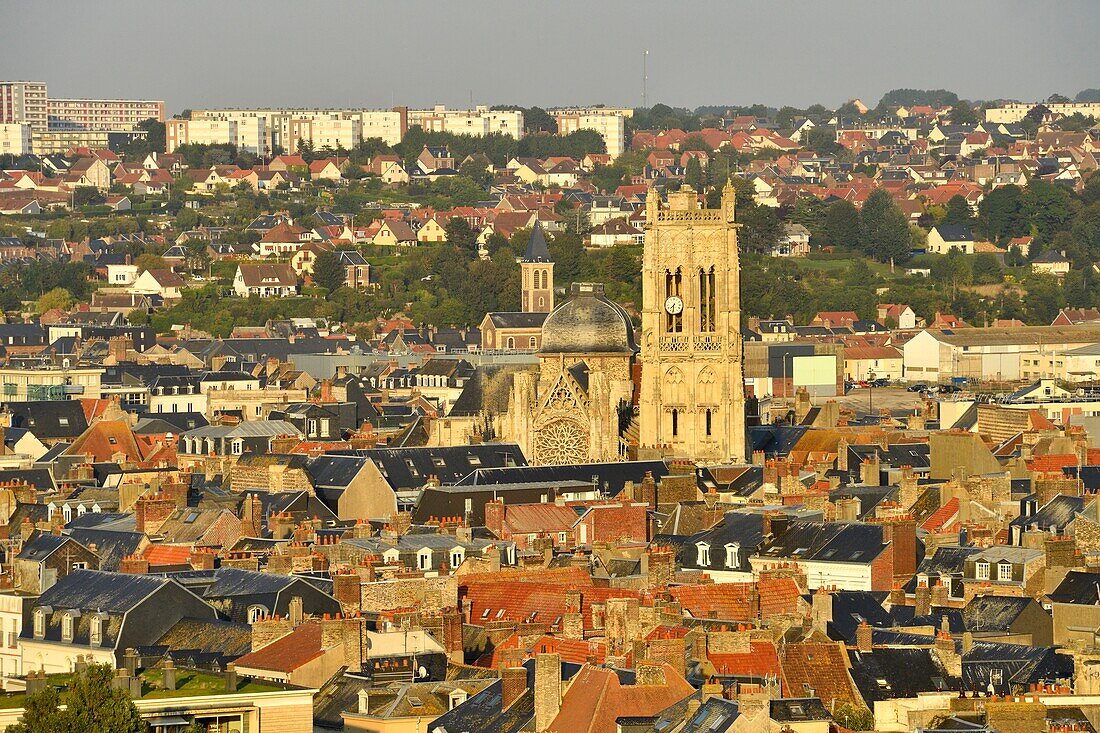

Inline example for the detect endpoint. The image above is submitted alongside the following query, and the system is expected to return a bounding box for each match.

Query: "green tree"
[1023,179,1074,245]
[10,665,146,733]
[941,195,973,227]
[312,250,346,293]
[684,156,704,192]
[72,186,104,207]
[444,217,477,253]
[976,185,1027,242]
[859,189,910,262]
[35,287,73,314]
[833,703,874,731]
[135,253,168,272]
[824,199,860,248]
[803,125,843,156]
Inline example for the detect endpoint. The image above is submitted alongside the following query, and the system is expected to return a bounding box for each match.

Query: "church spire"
[522,221,552,263]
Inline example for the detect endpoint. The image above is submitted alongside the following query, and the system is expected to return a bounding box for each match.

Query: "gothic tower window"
[699,266,716,332]
[671,408,679,437]
[705,409,713,437]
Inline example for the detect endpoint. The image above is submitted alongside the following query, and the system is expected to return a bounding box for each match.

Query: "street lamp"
[868,369,875,416]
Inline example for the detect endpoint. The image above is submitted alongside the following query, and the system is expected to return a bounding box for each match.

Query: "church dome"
[539,283,638,355]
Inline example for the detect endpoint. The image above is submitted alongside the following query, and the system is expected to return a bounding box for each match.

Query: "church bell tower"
[520,222,554,313]
[638,183,746,462]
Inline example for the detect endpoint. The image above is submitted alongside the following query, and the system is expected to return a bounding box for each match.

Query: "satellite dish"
[418,665,428,679]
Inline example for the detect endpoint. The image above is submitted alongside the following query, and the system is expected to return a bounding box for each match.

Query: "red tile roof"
[921,498,960,533]
[463,581,638,628]
[780,642,862,707]
[234,622,323,673]
[547,663,694,733]
[144,544,193,567]
[708,640,783,681]
[669,578,801,620]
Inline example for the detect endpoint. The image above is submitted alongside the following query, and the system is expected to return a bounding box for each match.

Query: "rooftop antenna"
[642,49,649,109]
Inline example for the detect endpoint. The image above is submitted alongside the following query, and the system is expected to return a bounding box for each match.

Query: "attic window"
[975,561,990,580]
[58,417,69,427]
[696,542,710,567]
[997,562,1012,582]
[33,609,45,639]
[108,437,117,445]
[468,455,482,466]
[90,615,103,645]
[480,608,491,620]
[432,457,446,469]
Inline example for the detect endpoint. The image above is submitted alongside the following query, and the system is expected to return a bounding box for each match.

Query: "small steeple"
[522,221,552,263]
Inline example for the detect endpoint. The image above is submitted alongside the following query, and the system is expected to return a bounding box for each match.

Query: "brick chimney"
[119,553,149,575]
[442,606,464,663]
[332,569,362,616]
[856,621,873,652]
[534,653,561,732]
[134,493,176,535]
[485,499,505,538]
[914,580,932,617]
[501,666,527,710]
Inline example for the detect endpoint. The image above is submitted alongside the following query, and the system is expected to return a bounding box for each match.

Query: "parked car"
[906,383,927,392]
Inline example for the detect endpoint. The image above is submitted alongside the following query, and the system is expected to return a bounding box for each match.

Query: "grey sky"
[4,0,1097,114]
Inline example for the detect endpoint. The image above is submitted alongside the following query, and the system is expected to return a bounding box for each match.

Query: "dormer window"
[450,547,465,568]
[725,543,740,569]
[696,542,711,567]
[61,610,79,641]
[997,562,1012,582]
[90,614,103,645]
[449,689,468,709]
[975,561,990,580]
[247,605,268,624]
[418,548,433,571]
[33,608,46,638]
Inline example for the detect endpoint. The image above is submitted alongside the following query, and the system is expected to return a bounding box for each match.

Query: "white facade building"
[0,123,31,156]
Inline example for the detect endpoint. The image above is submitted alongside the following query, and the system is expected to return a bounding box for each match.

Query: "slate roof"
[454,460,667,498]
[1049,570,1100,605]
[5,400,89,440]
[1008,494,1083,532]
[522,222,552,263]
[961,596,1040,633]
[67,527,145,571]
[755,521,887,564]
[35,569,173,612]
[810,590,894,642]
[847,648,955,703]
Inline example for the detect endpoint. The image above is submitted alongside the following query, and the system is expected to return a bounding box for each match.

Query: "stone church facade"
[637,183,747,462]
[506,283,636,465]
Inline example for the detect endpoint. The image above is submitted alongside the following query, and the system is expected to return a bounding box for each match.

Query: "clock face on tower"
[664,296,684,315]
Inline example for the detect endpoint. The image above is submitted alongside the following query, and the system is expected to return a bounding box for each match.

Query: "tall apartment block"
[552,108,628,157]
[0,81,48,137]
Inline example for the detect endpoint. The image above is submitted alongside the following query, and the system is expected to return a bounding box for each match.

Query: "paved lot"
[832,386,926,416]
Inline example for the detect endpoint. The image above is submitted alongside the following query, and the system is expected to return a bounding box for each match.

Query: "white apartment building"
[356,108,407,146]
[165,118,267,155]
[281,114,360,152]
[0,123,32,156]
[985,101,1100,124]
[46,98,165,131]
[192,107,409,150]
[408,105,523,139]
[552,109,626,156]
[0,81,48,136]
[166,118,236,153]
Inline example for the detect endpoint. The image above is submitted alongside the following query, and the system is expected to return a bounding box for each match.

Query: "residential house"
[233,264,299,298]
[372,219,417,248]
[927,225,975,255]
[131,269,184,300]
[877,303,918,329]
[1031,250,1071,277]
[257,222,314,258]
[588,218,643,248]
[772,223,811,257]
